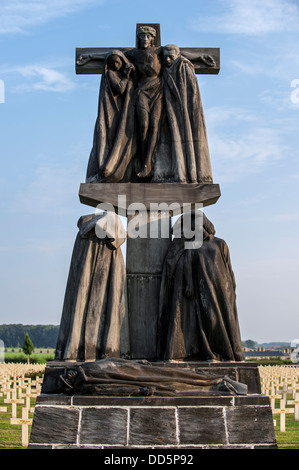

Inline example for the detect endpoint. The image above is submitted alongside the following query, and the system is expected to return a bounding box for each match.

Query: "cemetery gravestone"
[288,394,299,421]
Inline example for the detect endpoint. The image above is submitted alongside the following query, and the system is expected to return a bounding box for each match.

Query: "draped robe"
[55,213,129,362]
[86,51,136,183]
[158,226,244,362]
[161,55,213,183]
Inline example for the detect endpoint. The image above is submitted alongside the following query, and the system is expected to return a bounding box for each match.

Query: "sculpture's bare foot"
[137,165,151,178]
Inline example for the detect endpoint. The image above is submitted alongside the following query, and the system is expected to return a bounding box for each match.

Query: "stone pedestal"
[78,183,221,214]
[29,361,277,449]
[33,183,277,450]
[126,211,171,359]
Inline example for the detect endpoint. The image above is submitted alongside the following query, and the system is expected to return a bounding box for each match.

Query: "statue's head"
[107,54,123,71]
[163,44,180,67]
[95,211,127,249]
[106,50,127,71]
[172,210,215,242]
[137,25,156,49]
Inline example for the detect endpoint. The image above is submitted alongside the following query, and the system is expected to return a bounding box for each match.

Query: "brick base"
[28,362,277,449]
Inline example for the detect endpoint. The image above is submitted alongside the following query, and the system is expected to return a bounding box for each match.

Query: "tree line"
[0,324,59,348]
[0,325,288,351]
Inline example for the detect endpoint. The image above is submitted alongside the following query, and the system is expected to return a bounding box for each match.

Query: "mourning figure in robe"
[86,50,135,183]
[158,211,244,362]
[161,45,213,183]
[55,212,130,362]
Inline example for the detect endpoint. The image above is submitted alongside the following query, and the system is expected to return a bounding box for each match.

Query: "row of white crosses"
[1,362,298,443]
[0,363,45,447]
[259,365,299,432]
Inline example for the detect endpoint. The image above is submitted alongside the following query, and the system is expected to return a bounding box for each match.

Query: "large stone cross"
[78,21,221,211]
[77,24,221,360]
[75,23,220,76]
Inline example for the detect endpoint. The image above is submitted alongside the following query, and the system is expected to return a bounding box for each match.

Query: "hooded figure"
[157,211,244,362]
[86,50,136,183]
[161,45,213,183]
[55,212,130,362]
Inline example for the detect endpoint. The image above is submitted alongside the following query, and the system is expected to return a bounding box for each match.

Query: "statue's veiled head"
[172,210,215,242]
[105,49,128,72]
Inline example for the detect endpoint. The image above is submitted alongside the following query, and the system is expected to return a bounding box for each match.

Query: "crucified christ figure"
[125,25,163,178]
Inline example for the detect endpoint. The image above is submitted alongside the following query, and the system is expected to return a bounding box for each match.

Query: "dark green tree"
[243,339,258,349]
[22,333,34,364]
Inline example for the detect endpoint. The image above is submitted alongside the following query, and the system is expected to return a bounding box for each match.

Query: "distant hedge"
[0,324,59,348]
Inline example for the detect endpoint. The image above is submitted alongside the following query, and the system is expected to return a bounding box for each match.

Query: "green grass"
[3,348,55,364]
[0,393,36,449]
[274,414,299,449]
[271,393,299,449]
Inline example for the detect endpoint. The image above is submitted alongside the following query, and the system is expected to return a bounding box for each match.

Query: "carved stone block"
[127,274,161,359]
[29,406,79,445]
[129,408,177,446]
[226,405,277,445]
[79,183,221,214]
[178,407,227,445]
[80,408,128,445]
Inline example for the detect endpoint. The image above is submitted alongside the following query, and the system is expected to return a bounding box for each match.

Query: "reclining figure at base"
[58,358,247,397]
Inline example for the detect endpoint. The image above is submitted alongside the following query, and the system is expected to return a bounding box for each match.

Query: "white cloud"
[0,0,99,35]
[206,106,289,182]
[15,65,75,92]
[0,63,76,93]
[259,87,297,111]
[193,0,299,35]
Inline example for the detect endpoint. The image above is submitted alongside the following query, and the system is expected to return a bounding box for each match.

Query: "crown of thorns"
[137,26,156,37]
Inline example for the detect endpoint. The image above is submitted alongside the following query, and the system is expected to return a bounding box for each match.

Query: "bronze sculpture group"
[55,24,244,388]
[85,25,213,184]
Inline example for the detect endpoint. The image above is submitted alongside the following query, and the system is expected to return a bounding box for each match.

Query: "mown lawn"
[0,394,36,449]
[275,415,299,449]
[273,396,299,449]
[3,348,55,364]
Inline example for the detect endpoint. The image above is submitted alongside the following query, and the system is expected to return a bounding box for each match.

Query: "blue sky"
[0,0,299,344]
